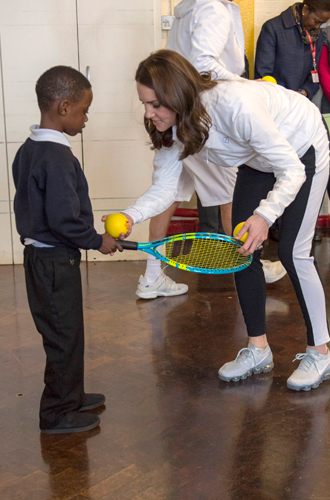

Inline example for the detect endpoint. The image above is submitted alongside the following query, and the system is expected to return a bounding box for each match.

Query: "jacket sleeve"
[123,143,184,224]
[42,156,102,250]
[189,3,240,80]
[254,22,277,79]
[318,45,330,101]
[234,98,307,224]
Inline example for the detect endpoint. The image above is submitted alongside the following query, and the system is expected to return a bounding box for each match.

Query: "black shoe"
[79,393,106,411]
[40,412,100,434]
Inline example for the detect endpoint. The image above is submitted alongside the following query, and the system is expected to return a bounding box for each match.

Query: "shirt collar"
[29,125,72,148]
[281,5,297,29]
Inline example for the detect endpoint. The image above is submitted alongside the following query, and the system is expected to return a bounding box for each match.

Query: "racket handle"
[118,240,138,251]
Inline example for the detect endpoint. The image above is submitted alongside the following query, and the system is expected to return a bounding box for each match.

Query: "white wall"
[255,0,292,43]
[0,0,159,264]
[0,38,13,265]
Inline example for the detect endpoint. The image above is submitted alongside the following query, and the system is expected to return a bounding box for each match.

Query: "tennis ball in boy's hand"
[104,213,129,238]
[233,222,248,243]
[261,75,277,84]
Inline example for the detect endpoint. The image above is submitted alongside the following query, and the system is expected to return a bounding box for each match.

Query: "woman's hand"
[119,213,133,238]
[101,213,133,239]
[236,214,269,256]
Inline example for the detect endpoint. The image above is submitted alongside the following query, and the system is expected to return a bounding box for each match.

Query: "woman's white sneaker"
[287,348,330,391]
[218,343,274,382]
[136,271,188,299]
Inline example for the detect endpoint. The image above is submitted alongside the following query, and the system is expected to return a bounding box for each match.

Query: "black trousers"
[24,245,85,429]
[197,195,225,234]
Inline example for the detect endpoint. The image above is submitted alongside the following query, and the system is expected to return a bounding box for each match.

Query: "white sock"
[144,255,162,283]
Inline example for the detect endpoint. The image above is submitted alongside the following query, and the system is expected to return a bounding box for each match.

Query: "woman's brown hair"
[135,50,218,160]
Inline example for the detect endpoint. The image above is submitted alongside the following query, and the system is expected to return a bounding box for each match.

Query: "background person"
[319,23,330,114]
[255,0,330,98]
[122,50,330,392]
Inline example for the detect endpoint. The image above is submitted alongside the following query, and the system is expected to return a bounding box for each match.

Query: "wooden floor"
[1,235,330,500]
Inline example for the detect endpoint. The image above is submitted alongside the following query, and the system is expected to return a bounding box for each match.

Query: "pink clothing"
[319,45,330,102]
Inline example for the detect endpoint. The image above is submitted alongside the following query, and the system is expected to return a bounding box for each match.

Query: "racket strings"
[163,238,249,270]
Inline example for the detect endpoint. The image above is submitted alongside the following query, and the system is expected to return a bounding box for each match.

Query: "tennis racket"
[119,232,252,274]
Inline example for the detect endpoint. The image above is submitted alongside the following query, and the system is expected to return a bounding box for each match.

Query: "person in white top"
[121,50,330,392]
[135,0,286,300]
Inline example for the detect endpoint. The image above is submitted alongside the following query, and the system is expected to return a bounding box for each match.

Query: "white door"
[0,0,80,264]
[77,0,158,262]
[0,39,12,265]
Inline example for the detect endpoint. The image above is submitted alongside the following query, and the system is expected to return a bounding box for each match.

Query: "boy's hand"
[98,233,123,256]
[101,212,133,238]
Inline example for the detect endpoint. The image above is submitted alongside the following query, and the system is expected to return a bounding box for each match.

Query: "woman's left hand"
[101,213,133,239]
[236,214,269,256]
[119,213,133,238]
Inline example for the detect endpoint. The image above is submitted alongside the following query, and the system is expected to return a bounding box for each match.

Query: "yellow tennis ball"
[104,213,129,238]
[262,75,277,84]
[233,222,248,243]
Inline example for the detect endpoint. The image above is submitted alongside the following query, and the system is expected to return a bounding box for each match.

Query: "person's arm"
[254,22,277,79]
[189,3,241,80]
[42,154,105,250]
[123,143,184,224]
[319,44,330,101]
[299,72,319,99]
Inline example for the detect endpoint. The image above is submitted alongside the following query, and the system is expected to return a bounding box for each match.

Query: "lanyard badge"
[306,31,319,83]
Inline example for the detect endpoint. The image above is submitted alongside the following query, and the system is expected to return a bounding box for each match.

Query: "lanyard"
[306,30,317,71]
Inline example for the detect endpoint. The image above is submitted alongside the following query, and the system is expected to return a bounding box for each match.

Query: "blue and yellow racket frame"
[119,232,252,275]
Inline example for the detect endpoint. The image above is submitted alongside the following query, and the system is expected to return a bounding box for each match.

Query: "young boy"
[13,66,122,434]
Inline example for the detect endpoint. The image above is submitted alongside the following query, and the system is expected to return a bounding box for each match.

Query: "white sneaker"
[218,343,274,382]
[136,271,188,299]
[287,348,330,391]
[261,260,287,283]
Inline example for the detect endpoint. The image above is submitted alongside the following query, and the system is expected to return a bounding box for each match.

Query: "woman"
[255,0,330,99]
[121,50,330,391]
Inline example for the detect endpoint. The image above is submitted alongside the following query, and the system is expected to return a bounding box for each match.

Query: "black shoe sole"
[79,396,106,411]
[40,416,100,434]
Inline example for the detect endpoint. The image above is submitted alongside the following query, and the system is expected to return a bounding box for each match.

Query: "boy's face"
[63,88,93,136]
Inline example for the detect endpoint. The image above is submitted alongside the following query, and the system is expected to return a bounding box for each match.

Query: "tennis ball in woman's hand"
[233,222,248,243]
[104,213,129,238]
[262,75,277,84]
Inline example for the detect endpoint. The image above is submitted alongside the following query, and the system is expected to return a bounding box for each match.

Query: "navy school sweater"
[13,138,103,250]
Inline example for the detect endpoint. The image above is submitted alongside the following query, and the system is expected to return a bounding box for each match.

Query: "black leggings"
[232,146,329,346]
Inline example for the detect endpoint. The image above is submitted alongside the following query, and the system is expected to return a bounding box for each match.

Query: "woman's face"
[137,82,176,132]
[302,6,330,32]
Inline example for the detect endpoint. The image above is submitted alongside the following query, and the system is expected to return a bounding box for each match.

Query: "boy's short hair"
[36,66,91,112]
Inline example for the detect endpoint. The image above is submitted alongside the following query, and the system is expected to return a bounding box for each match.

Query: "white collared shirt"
[29,124,72,148]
